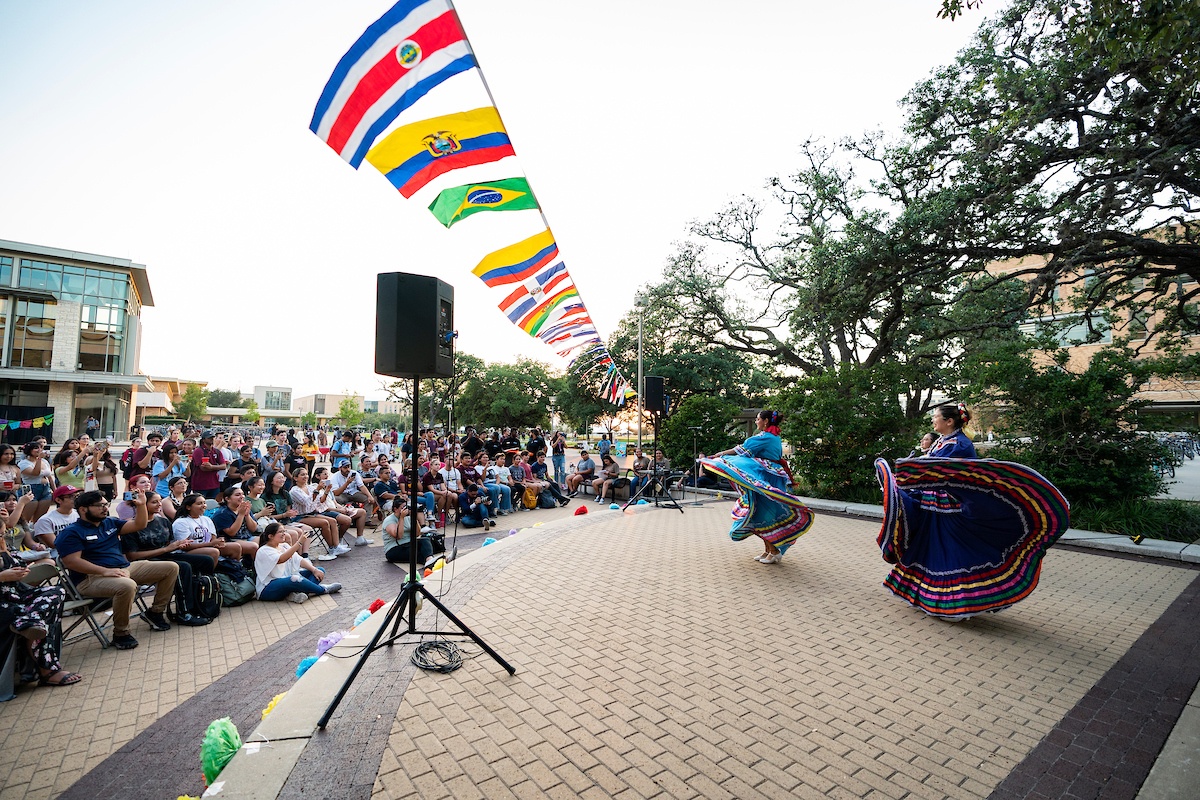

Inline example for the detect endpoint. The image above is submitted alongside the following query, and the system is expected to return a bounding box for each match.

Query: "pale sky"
[0,0,982,400]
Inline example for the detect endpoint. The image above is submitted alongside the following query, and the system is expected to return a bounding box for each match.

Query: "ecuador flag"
[365,107,514,198]
[428,177,538,227]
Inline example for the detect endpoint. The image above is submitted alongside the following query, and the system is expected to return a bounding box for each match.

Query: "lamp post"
[446,402,453,435]
[635,292,647,452]
[548,394,557,430]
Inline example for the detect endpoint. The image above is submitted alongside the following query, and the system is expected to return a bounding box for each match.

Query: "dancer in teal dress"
[701,410,814,564]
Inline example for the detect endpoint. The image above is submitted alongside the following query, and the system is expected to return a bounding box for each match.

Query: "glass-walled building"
[0,240,154,443]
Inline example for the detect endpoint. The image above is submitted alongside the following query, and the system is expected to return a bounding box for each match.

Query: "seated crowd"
[0,422,664,693]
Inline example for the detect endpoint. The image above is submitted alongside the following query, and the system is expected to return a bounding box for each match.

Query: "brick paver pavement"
[370,504,1198,800]
[3,498,1197,799]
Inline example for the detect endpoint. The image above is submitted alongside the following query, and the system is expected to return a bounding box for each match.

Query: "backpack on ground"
[522,485,539,509]
[537,489,557,509]
[215,572,256,607]
[194,574,222,620]
[214,557,256,607]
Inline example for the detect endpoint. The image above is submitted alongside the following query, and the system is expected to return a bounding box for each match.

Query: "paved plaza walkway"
[2,496,1198,799]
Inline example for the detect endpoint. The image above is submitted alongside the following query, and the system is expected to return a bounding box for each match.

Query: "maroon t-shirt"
[190,445,226,491]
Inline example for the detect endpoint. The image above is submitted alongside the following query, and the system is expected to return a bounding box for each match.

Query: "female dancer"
[701,409,814,564]
[874,403,1069,620]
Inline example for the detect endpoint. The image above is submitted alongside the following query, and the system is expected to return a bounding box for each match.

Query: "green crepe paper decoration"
[201,717,242,784]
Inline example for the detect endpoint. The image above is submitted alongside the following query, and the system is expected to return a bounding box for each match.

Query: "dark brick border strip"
[989,567,1200,800]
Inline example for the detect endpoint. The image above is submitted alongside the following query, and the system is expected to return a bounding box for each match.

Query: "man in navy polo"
[57,489,179,651]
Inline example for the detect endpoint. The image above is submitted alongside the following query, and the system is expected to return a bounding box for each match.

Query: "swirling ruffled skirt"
[701,455,814,554]
[874,457,1069,619]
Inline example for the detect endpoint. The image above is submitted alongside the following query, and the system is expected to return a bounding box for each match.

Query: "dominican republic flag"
[311,0,476,168]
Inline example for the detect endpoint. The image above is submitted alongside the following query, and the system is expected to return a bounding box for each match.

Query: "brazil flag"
[427,177,538,228]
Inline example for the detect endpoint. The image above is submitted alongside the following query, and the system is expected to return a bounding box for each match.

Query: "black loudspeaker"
[643,376,665,413]
[375,273,455,378]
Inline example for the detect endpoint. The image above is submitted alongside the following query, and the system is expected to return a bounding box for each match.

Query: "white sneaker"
[288,592,309,604]
[319,582,343,594]
[356,536,375,546]
[315,552,338,562]
[329,543,352,557]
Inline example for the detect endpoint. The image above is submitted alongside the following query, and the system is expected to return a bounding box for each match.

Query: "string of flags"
[0,413,53,430]
[310,0,635,406]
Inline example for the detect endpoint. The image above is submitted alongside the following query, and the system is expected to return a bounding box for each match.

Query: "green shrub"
[1070,499,1200,544]
[780,364,923,501]
[658,395,741,469]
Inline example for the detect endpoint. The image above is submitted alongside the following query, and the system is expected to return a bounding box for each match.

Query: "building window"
[73,386,130,440]
[264,390,291,410]
[314,396,326,415]
[0,257,12,287]
[1129,308,1151,339]
[0,381,49,406]
[78,302,125,372]
[9,299,56,369]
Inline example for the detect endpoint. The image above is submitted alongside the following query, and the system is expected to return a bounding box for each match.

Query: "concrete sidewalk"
[5,496,1199,799]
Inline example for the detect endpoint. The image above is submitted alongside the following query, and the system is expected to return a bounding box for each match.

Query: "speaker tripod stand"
[319,374,515,729]
[622,412,683,513]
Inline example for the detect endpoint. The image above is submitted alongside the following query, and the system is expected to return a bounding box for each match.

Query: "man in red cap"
[33,485,81,547]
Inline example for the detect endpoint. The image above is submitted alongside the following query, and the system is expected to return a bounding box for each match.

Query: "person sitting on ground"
[457,453,482,493]
[566,450,595,497]
[331,461,380,532]
[211,486,263,566]
[122,492,213,625]
[287,468,343,559]
[252,523,341,604]
[381,497,436,565]
[592,453,622,503]
[57,489,179,650]
[0,513,79,686]
[172,493,250,562]
[456,484,496,530]
[32,486,81,547]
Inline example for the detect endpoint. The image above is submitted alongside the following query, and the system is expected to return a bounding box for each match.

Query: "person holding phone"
[253,523,341,603]
[18,442,54,523]
[57,489,179,650]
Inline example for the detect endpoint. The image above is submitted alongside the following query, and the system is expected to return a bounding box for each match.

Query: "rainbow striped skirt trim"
[701,455,814,555]
[874,457,1069,619]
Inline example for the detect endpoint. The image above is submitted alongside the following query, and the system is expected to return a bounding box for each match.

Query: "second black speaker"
[643,376,665,413]
[376,273,455,378]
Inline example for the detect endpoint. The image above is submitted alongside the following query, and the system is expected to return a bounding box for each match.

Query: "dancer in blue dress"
[874,403,1070,619]
[701,410,814,564]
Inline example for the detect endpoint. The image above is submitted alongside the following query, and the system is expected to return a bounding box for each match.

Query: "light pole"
[548,395,557,430]
[635,292,647,452]
[447,403,453,435]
